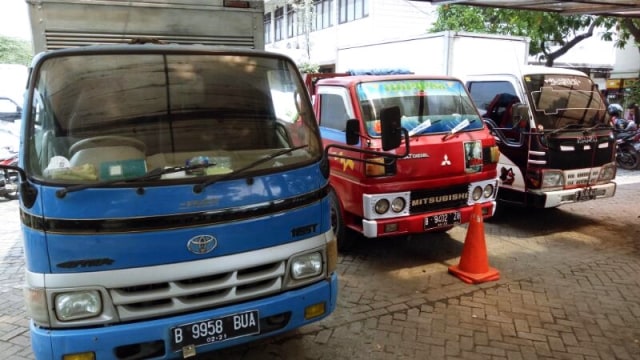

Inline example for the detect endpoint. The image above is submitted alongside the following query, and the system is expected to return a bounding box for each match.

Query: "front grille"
[565,168,601,187]
[110,261,285,322]
[410,184,470,213]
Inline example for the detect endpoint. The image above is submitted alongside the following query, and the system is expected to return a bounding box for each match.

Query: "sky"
[0,0,32,41]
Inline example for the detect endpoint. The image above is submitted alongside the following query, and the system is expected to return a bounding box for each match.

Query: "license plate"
[425,211,461,230]
[170,310,259,351]
[576,188,596,202]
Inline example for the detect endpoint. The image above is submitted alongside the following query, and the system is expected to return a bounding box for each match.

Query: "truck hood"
[21,165,330,274]
[395,132,494,180]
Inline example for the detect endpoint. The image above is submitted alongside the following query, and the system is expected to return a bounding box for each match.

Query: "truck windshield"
[356,79,483,137]
[524,74,606,130]
[25,52,320,184]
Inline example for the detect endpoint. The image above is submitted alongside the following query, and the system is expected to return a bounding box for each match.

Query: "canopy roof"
[424,1,640,18]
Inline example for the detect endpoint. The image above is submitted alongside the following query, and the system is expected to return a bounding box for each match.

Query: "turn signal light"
[304,302,326,320]
[63,352,95,360]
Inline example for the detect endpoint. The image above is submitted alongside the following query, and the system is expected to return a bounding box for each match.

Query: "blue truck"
[1,1,366,359]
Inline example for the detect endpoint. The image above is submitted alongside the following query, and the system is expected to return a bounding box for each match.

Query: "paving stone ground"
[1,170,639,360]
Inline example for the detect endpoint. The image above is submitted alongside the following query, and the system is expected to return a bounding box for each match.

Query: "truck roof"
[315,74,463,87]
[465,65,589,78]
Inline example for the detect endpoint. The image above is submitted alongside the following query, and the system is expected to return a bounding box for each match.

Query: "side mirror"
[511,103,529,127]
[379,106,402,151]
[345,119,360,145]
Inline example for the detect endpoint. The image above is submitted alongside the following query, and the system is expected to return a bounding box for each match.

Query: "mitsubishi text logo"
[441,154,451,166]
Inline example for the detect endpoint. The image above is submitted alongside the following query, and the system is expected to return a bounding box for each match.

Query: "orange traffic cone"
[448,203,500,284]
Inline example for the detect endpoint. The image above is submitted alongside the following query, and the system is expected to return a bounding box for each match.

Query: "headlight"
[374,199,390,214]
[541,171,564,188]
[55,290,102,321]
[598,163,616,182]
[483,183,494,198]
[291,252,323,280]
[391,197,406,213]
[471,186,483,201]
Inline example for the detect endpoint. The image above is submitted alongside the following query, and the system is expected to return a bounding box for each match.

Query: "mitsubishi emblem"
[441,154,452,166]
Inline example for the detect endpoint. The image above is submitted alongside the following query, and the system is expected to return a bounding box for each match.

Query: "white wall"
[611,40,640,79]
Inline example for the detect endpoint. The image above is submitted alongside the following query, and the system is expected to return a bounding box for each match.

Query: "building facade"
[264,1,639,109]
[264,0,436,71]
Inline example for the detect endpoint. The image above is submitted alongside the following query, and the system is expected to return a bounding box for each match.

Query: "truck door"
[466,78,530,192]
[315,86,361,174]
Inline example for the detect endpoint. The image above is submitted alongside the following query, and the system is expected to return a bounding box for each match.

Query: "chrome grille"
[565,168,600,187]
[110,261,285,321]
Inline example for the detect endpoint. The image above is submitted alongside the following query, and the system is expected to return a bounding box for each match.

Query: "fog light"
[384,223,398,233]
[304,302,326,320]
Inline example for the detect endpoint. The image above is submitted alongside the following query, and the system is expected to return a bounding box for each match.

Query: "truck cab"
[465,65,616,209]
[310,73,500,249]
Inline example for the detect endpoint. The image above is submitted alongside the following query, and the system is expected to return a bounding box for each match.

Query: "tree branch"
[545,21,596,67]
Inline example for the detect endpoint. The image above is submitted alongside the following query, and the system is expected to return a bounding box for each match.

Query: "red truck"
[306,72,501,250]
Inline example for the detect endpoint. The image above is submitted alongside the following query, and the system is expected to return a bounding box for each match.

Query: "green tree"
[0,36,32,65]
[430,5,619,67]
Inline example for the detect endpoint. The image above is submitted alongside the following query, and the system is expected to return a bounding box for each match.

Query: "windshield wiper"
[408,119,441,137]
[548,123,588,135]
[193,145,309,193]
[442,118,474,141]
[55,162,217,198]
[582,123,613,133]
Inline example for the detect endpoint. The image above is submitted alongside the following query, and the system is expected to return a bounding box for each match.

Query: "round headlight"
[471,186,483,201]
[391,197,406,213]
[483,184,494,198]
[374,199,390,214]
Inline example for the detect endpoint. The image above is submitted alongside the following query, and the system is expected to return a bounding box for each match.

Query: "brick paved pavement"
[1,170,639,360]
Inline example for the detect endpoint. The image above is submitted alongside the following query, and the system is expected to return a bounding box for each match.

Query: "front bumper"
[532,182,616,208]
[361,201,495,238]
[30,274,338,360]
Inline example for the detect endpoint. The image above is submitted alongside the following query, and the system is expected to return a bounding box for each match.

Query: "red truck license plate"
[425,211,461,230]
[576,188,596,201]
[170,310,259,351]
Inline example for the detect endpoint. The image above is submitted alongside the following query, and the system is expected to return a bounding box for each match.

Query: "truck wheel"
[329,189,355,252]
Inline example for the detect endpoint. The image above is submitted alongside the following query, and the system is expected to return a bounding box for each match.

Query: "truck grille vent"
[409,184,470,213]
[565,168,600,187]
[110,260,285,322]
[43,31,257,50]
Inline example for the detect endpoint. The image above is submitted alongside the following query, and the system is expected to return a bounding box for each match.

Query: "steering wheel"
[69,136,147,156]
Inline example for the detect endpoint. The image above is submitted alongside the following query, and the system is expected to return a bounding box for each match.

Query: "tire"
[616,147,640,170]
[329,189,356,252]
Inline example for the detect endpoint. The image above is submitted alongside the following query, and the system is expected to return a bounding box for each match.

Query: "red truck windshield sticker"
[464,140,483,173]
[357,80,464,100]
